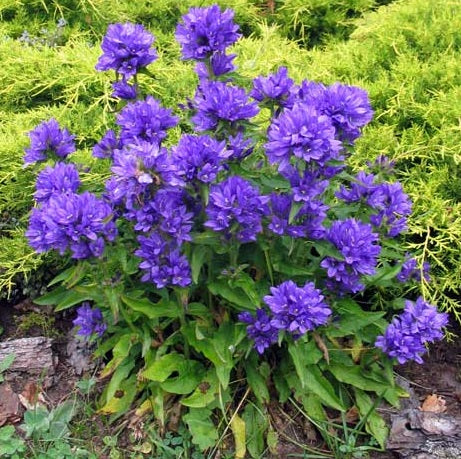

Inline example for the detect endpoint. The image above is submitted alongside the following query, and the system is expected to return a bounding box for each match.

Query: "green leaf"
[161,360,205,395]
[328,363,389,395]
[0,354,15,374]
[289,347,345,411]
[288,341,322,388]
[230,272,262,307]
[181,370,219,408]
[46,401,75,440]
[191,246,208,284]
[354,389,388,448]
[105,360,135,402]
[242,404,267,459]
[100,333,134,377]
[288,200,304,224]
[33,286,68,306]
[244,357,270,404]
[47,266,76,287]
[142,353,185,382]
[329,299,386,337]
[301,393,327,421]
[272,260,314,277]
[23,406,50,438]
[183,408,218,451]
[231,414,246,459]
[98,375,137,415]
[208,280,255,310]
[121,294,181,319]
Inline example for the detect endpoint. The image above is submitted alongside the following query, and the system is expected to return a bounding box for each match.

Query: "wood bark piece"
[0,383,21,426]
[387,409,461,458]
[0,337,55,375]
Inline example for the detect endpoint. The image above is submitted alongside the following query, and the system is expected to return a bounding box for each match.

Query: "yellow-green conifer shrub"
[303,0,461,320]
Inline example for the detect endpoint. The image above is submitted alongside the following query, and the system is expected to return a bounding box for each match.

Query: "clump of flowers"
[23,5,449,451]
[73,303,107,339]
[375,297,448,363]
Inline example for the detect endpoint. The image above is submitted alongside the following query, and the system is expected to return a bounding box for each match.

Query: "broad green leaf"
[181,370,219,408]
[272,260,314,277]
[33,286,68,306]
[288,200,304,224]
[183,408,218,451]
[231,414,246,459]
[187,302,212,318]
[301,393,327,421]
[47,266,77,287]
[55,289,94,311]
[288,341,323,389]
[98,375,137,415]
[230,272,262,307]
[242,404,267,459]
[122,294,181,319]
[191,246,208,284]
[354,389,388,449]
[329,363,389,394]
[23,406,50,438]
[105,360,135,402]
[100,334,134,378]
[0,354,15,374]
[244,357,269,404]
[304,365,345,412]
[208,280,255,310]
[161,360,205,395]
[142,353,185,382]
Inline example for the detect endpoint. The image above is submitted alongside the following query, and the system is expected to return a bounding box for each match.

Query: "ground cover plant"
[11,5,451,457]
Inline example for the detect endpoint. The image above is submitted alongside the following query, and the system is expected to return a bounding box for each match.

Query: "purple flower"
[292,80,326,110]
[175,5,240,60]
[265,103,342,172]
[205,176,269,242]
[117,96,178,145]
[24,118,76,165]
[336,171,376,203]
[172,134,229,184]
[73,303,106,339]
[375,297,448,364]
[227,133,254,160]
[195,52,236,79]
[267,192,327,240]
[397,255,431,283]
[34,162,80,203]
[367,182,412,236]
[92,129,120,159]
[95,22,157,78]
[321,83,373,142]
[250,67,294,107]
[286,169,329,203]
[264,280,331,337]
[192,80,259,132]
[112,79,138,100]
[26,191,117,259]
[321,218,381,293]
[239,309,278,354]
[135,234,191,289]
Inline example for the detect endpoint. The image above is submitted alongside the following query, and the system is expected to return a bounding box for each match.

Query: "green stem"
[175,288,190,359]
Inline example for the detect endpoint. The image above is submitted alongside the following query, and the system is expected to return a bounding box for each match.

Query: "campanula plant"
[25,5,448,455]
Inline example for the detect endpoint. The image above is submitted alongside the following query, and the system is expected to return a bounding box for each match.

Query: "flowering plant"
[26,6,448,454]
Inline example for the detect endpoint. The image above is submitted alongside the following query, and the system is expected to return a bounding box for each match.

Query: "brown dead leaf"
[419,394,447,413]
[18,381,46,411]
[0,383,21,426]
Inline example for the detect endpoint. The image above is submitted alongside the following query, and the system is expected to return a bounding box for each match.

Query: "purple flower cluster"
[26,190,117,259]
[92,130,120,159]
[171,134,229,184]
[117,96,179,145]
[265,281,332,335]
[238,309,278,354]
[34,163,80,203]
[135,234,191,288]
[268,193,328,240]
[397,255,431,283]
[321,218,381,293]
[250,67,294,108]
[95,22,157,78]
[239,280,331,353]
[205,176,269,242]
[24,118,76,165]
[337,172,412,237]
[73,303,107,339]
[175,5,240,61]
[265,103,342,173]
[375,297,448,364]
[192,80,259,132]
